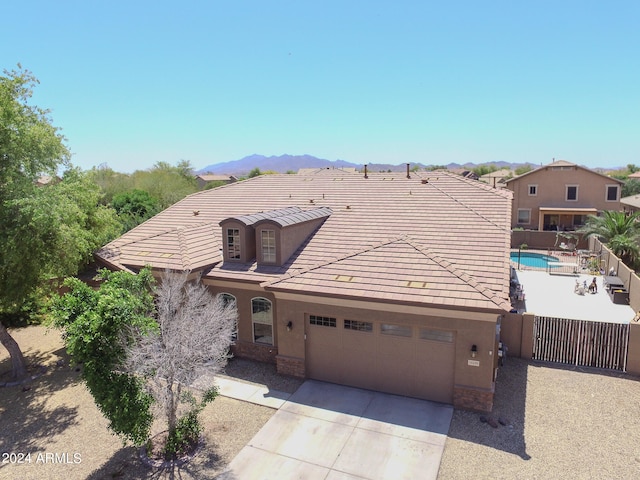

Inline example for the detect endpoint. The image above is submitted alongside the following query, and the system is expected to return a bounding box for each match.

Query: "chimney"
[364,164,368,179]
[406,163,410,179]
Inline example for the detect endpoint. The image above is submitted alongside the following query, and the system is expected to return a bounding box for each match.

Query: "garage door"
[305,315,455,404]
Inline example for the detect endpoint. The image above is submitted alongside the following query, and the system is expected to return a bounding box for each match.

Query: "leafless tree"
[126,270,237,436]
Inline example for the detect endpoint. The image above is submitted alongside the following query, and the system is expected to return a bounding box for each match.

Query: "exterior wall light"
[471,345,478,358]
[286,321,293,332]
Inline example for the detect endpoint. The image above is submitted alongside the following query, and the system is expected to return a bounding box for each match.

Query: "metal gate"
[533,316,629,371]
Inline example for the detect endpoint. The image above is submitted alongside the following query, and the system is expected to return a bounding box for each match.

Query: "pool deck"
[511,269,635,324]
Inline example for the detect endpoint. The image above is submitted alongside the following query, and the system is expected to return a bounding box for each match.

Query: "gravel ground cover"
[4,326,640,480]
[0,325,287,479]
[439,357,640,480]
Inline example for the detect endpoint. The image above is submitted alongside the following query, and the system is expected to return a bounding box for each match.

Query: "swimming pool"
[510,252,560,269]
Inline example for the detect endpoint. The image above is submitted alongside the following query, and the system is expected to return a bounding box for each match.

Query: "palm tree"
[579,211,640,268]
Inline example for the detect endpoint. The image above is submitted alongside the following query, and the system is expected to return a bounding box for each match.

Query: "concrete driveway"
[221,380,453,480]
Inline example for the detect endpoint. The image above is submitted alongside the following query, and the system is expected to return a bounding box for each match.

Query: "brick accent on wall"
[231,341,278,364]
[453,385,494,412]
[276,355,306,378]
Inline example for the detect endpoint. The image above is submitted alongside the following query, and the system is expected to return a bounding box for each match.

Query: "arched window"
[251,297,273,345]
[218,293,237,340]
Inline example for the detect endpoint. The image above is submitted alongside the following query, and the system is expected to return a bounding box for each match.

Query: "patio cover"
[537,206,597,230]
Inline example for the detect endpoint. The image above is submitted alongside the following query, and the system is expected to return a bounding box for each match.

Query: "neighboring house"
[448,168,479,180]
[95,169,513,412]
[479,169,512,188]
[620,194,640,214]
[196,174,237,189]
[627,171,640,180]
[504,160,623,231]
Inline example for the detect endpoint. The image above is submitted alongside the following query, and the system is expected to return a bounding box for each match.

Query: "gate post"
[627,323,640,375]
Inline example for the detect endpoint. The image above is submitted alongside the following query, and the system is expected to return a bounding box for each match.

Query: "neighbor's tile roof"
[97,170,513,312]
[197,174,235,182]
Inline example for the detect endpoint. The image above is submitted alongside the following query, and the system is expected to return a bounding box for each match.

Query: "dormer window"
[227,228,241,259]
[221,206,331,265]
[261,230,276,263]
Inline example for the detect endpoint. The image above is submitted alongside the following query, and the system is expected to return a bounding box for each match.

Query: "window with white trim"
[517,209,531,224]
[528,184,537,196]
[566,185,578,201]
[261,229,276,263]
[227,228,241,259]
[251,297,273,345]
[606,185,619,202]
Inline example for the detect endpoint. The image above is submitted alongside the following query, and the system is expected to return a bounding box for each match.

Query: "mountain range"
[196,154,538,176]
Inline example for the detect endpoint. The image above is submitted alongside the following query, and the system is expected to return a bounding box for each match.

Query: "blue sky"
[3,1,639,172]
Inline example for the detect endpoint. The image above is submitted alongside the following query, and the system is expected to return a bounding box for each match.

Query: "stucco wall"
[507,165,621,229]
[511,230,589,250]
[273,297,499,410]
[499,312,534,360]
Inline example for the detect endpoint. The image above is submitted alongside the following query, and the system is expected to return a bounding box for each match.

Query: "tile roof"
[97,170,513,312]
[505,160,623,185]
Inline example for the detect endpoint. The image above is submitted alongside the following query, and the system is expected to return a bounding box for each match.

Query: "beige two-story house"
[505,160,623,231]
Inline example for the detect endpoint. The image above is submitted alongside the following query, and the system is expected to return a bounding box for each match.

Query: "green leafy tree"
[514,165,533,176]
[472,164,499,177]
[111,189,161,232]
[579,210,640,268]
[52,269,157,444]
[87,164,134,205]
[1,67,119,380]
[622,179,640,197]
[247,167,262,178]
[132,162,198,208]
[89,161,198,211]
[53,269,237,456]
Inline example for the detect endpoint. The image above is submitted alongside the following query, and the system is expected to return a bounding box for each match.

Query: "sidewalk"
[213,375,293,408]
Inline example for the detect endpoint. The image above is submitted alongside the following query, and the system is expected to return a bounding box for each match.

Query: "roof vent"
[421,179,428,184]
[193,210,200,216]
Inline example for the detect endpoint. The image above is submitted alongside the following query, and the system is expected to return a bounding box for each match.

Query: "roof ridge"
[432,171,513,199]
[403,236,510,310]
[176,226,192,269]
[421,173,512,230]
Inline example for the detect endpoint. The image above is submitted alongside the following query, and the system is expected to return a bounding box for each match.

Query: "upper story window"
[566,185,578,201]
[261,229,276,263]
[606,185,619,202]
[226,228,241,259]
[528,185,537,196]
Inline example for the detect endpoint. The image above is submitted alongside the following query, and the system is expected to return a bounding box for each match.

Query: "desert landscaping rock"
[3,325,640,479]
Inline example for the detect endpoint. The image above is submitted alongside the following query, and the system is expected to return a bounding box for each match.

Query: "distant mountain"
[196,155,539,176]
[197,154,361,176]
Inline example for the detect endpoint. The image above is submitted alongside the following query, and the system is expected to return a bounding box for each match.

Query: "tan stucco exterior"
[505,161,623,230]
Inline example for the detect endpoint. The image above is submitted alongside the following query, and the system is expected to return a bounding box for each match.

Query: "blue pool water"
[510,252,560,268]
